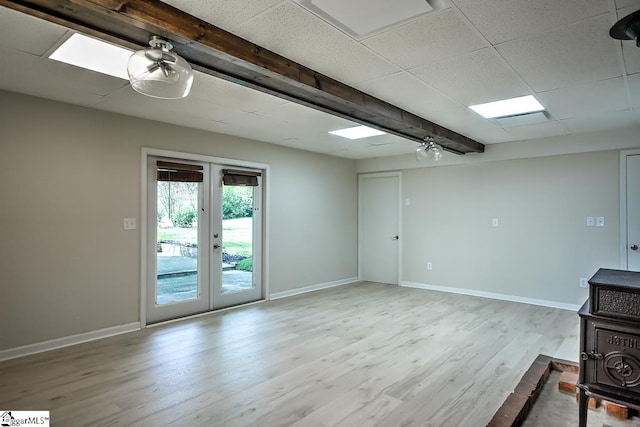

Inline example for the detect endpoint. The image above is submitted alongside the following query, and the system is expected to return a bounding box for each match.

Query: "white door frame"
[358,171,402,284]
[140,147,270,328]
[620,148,640,270]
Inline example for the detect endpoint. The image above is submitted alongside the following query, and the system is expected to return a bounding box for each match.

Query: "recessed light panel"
[295,0,441,40]
[49,33,132,80]
[329,125,386,139]
[469,95,545,119]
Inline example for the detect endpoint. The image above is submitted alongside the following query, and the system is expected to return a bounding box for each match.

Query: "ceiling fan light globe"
[427,143,444,161]
[415,145,428,161]
[127,47,194,99]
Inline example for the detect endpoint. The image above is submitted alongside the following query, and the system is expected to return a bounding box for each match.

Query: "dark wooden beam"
[0,0,485,154]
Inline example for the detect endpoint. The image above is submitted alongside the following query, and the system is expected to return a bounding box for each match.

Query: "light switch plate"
[492,218,499,227]
[596,217,605,227]
[586,217,595,227]
[123,218,136,230]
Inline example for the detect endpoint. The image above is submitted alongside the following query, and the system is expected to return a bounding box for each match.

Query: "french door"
[146,156,262,324]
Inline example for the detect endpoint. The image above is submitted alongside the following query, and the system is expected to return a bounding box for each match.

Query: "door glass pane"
[156,180,199,304]
[222,185,253,293]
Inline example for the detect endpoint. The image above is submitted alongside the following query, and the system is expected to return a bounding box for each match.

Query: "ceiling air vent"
[294,0,446,40]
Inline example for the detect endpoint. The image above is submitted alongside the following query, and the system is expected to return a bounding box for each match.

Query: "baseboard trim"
[269,277,358,301]
[0,322,141,362]
[400,281,581,311]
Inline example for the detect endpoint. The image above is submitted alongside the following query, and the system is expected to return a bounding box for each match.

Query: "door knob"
[213,244,221,249]
[632,244,639,251]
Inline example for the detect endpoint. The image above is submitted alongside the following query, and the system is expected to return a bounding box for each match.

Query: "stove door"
[595,328,640,391]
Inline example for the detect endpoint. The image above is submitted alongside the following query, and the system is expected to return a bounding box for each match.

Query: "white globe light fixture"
[127,36,194,99]
[415,136,444,161]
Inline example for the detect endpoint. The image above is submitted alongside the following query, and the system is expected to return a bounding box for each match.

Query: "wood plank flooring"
[0,282,579,426]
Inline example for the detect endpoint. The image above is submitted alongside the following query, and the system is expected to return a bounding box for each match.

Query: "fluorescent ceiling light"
[468,95,545,119]
[49,33,132,80]
[329,125,386,139]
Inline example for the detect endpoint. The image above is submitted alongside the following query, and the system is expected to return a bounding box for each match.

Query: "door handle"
[213,244,221,249]
[392,235,399,240]
[631,244,638,251]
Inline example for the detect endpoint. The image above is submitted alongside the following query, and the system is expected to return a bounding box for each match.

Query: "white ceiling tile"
[189,72,289,112]
[411,48,530,106]
[494,112,550,127]
[560,109,640,133]
[268,103,354,129]
[468,126,513,144]
[292,0,436,40]
[0,7,67,55]
[427,106,512,144]
[0,46,126,103]
[233,2,399,85]
[328,136,417,159]
[97,87,307,146]
[96,86,252,126]
[453,0,609,45]
[538,78,629,119]
[629,73,640,108]
[221,111,297,139]
[497,14,622,92]
[622,44,640,75]
[159,0,284,30]
[362,9,486,69]
[615,0,640,10]
[355,72,460,117]
[504,120,571,141]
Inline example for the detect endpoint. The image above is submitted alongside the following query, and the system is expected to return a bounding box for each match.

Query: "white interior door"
[626,154,640,271]
[359,173,400,284]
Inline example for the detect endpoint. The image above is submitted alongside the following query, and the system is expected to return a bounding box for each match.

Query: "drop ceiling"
[0,0,638,160]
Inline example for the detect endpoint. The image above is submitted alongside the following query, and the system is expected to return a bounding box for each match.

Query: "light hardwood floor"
[0,282,579,426]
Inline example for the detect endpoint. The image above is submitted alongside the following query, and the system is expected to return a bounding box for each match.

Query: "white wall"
[356,125,640,174]
[397,151,620,306]
[0,90,358,351]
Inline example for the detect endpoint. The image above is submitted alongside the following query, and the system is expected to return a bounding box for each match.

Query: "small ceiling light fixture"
[610,9,640,47]
[127,36,194,99]
[469,95,545,119]
[329,125,386,139]
[416,136,443,161]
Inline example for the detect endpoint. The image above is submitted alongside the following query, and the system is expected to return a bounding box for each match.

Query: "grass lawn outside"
[158,217,252,256]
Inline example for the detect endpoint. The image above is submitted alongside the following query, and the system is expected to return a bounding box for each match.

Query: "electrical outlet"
[123,218,137,230]
[579,278,588,288]
[427,262,433,270]
[596,217,605,227]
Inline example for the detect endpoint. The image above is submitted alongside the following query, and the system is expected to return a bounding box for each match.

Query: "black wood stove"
[577,268,640,427]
